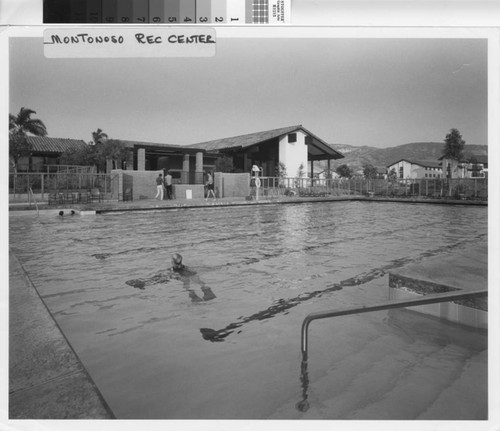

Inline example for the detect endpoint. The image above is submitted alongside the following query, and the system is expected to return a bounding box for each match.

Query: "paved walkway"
[8,250,114,419]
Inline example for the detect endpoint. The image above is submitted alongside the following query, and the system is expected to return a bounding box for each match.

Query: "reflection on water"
[9,202,487,419]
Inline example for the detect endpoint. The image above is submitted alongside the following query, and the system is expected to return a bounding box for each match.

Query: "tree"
[362,163,378,179]
[9,107,48,171]
[336,164,353,179]
[215,154,234,172]
[59,144,98,167]
[99,139,129,171]
[88,129,128,172]
[296,163,305,178]
[387,167,398,182]
[442,128,465,161]
[91,128,108,146]
[276,161,287,178]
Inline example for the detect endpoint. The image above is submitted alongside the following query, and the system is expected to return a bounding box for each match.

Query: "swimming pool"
[9,201,488,419]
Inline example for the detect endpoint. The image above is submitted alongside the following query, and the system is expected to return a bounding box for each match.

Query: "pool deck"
[9,194,487,214]
[8,250,115,419]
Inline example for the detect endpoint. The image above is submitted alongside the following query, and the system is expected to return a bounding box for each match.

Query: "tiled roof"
[412,160,442,168]
[464,154,488,164]
[26,136,88,153]
[187,125,305,151]
[117,139,185,150]
[186,125,344,160]
[387,159,442,168]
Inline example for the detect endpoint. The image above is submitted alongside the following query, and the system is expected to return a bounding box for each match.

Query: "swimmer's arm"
[126,270,178,289]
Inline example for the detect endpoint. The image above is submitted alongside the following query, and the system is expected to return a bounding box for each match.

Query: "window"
[471,164,482,178]
[288,133,297,143]
[399,166,403,179]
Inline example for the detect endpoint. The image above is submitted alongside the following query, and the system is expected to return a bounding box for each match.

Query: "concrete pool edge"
[9,195,488,215]
[8,249,115,419]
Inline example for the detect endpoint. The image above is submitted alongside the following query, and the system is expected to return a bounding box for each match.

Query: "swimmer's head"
[171,253,183,269]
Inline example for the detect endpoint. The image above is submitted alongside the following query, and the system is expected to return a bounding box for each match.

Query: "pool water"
[9,201,488,419]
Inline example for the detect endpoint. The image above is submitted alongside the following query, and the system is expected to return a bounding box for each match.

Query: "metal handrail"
[28,187,39,217]
[297,289,488,412]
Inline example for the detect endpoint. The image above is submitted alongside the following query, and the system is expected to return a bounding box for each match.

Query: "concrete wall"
[278,130,308,179]
[388,286,487,329]
[388,273,487,329]
[111,170,250,201]
[173,184,205,199]
[111,169,163,200]
[123,173,134,199]
[217,172,250,198]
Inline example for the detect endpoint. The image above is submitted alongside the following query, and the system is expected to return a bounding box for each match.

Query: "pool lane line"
[9,248,116,419]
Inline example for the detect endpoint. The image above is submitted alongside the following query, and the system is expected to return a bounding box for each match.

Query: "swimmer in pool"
[126,253,216,303]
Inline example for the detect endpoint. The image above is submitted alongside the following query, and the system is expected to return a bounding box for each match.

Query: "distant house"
[12,136,88,172]
[376,167,387,179]
[439,154,488,179]
[386,159,443,180]
[187,125,344,178]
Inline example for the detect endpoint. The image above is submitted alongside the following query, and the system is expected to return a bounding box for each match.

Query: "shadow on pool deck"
[8,250,115,419]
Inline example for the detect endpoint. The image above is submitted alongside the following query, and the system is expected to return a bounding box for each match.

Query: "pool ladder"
[28,187,39,217]
[297,289,488,412]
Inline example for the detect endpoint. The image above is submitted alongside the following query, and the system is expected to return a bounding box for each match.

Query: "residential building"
[11,136,88,172]
[439,154,488,179]
[386,159,443,179]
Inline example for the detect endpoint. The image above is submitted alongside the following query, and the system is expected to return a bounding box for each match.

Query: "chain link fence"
[252,177,488,200]
[9,172,116,203]
[9,172,488,204]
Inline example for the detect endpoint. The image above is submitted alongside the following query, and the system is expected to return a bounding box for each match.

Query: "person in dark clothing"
[165,171,173,200]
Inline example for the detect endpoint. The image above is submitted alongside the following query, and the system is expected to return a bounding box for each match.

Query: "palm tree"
[9,107,48,172]
[90,128,110,172]
[91,128,108,146]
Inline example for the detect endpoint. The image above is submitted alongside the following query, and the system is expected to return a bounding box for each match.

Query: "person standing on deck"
[165,171,173,200]
[205,171,216,200]
[155,173,164,200]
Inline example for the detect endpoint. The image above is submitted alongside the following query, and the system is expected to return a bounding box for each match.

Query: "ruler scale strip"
[43,0,290,23]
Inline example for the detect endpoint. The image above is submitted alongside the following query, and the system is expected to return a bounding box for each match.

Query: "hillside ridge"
[323,141,487,173]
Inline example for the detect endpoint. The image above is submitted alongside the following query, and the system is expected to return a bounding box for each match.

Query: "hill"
[320,142,488,174]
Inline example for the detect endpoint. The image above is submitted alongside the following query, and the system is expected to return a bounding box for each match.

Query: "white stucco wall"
[388,160,414,179]
[278,131,308,178]
[388,160,443,179]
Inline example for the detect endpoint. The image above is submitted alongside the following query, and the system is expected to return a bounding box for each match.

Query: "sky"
[9,35,488,148]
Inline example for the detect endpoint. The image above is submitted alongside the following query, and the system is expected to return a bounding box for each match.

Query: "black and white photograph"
[2,4,499,430]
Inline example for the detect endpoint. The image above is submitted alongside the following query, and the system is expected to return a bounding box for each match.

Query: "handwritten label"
[44,28,216,58]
